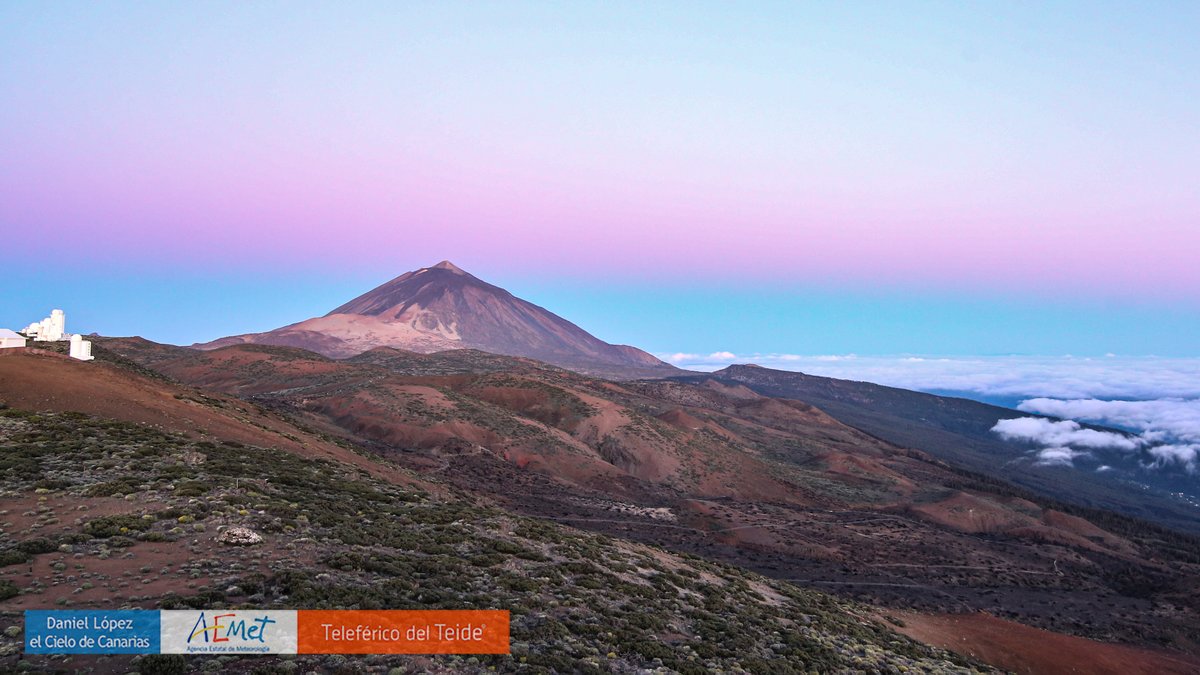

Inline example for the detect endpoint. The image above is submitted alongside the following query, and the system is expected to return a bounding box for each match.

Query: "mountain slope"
[102,337,1200,662]
[0,346,987,674]
[674,364,1200,534]
[197,261,677,379]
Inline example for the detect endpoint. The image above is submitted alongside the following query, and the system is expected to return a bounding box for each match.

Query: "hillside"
[97,337,1200,669]
[0,349,985,673]
[671,364,1200,535]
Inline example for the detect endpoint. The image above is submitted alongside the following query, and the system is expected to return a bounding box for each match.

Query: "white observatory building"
[10,308,95,361]
[69,333,94,361]
[25,309,66,342]
[0,329,26,349]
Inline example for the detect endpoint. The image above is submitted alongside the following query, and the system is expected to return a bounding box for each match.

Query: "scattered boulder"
[216,526,262,546]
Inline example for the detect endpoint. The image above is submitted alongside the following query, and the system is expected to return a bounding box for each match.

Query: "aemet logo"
[160,610,298,654]
[188,612,276,644]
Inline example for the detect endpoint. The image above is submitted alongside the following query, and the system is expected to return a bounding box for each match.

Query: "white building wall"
[69,333,95,361]
[31,309,67,341]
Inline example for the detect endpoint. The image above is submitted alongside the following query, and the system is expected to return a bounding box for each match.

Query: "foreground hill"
[0,348,982,673]
[0,346,418,488]
[196,261,678,379]
[98,337,1200,669]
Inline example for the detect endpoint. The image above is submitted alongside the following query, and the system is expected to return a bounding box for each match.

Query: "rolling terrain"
[673,364,1200,535]
[5,272,1198,673]
[0,345,981,674]
[94,336,1200,671]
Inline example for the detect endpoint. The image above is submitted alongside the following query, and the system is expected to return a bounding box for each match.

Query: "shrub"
[83,514,151,538]
[489,539,528,555]
[172,481,210,497]
[137,654,187,675]
[0,549,30,567]
[16,538,58,555]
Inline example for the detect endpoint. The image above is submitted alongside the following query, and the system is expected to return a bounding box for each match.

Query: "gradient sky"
[2,2,1198,354]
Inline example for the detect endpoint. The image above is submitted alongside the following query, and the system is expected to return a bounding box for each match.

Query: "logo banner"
[25,609,509,655]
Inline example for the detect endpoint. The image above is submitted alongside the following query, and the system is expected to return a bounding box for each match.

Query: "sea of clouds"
[1011,398,1200,472]
[661,352,1200,474]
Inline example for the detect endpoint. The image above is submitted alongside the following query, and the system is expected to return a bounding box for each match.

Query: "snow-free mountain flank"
[196,261,675,378]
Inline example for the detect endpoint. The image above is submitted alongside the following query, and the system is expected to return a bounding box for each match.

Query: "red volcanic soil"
[151,345,350,395]
[818,449,917,498]
[1040,508,1138,555]
[0,350,422,488]
[656,408,742,442]
[657,408,707,431]
[893,611,1200,675]
[910,491,1137,556]
[912,491,1039,534]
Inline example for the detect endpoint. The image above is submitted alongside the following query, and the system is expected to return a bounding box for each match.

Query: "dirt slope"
[893,611,1200,675]
[0,348,420,488]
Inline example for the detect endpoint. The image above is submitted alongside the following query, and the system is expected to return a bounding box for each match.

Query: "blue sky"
[4,264,1198,358]
[2,2,1198,356]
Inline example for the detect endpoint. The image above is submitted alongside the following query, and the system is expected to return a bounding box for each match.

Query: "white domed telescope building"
[24,308,66,342]
[69,333,94,361]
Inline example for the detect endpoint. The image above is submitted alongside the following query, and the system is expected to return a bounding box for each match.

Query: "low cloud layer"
[1146,444,1200,472]
[1017,398,1200,443]
[1015,398,1200,473]
[991,417,1142,452]
[660,353,1200,400]
[989,415,1200,472]
[1032,446,1090,467]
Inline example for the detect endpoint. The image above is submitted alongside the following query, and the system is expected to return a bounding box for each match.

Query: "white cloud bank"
[991,417,1143,451]
[989,415,1199,472]
[659,353,1200,401]
[1032,447,1090,467]
[990,417,1145,467]
[1146,445,1200,472]
[1015,398,1200,473]
[1016,398,1200,443]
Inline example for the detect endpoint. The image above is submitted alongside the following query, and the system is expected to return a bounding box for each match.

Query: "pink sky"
[2,3,1197,301]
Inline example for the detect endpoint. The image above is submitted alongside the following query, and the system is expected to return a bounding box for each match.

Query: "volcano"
[197,261,675,377]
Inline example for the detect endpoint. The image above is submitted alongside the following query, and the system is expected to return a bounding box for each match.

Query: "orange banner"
[296,610,509,654]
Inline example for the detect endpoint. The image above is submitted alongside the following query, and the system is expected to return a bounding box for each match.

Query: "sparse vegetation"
[0,409,982,673]
[10,337,1198,672]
